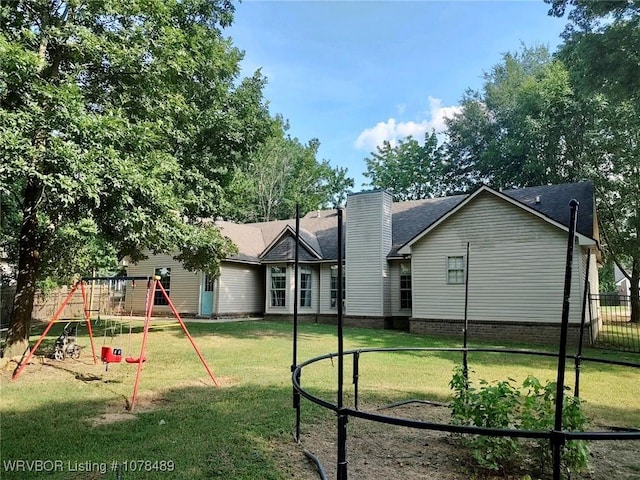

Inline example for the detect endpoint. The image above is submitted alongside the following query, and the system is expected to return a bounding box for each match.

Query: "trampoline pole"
[552,199,579,480]
[336,208,348,480]
[293,204,301,442]
[353,351,360,410]
[463,242,470,385]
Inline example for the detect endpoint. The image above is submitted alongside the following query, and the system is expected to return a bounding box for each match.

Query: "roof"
[218,182,597,263]
[396,184,596,255]
[217,210,342,263]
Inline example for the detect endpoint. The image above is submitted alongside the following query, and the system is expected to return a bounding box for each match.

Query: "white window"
[154,267,171,305]
[400,263,412,309]
[270,266,286,307]
[300,267,312,307]
[330,265,345,308]
[447,256,465,284]
[203,274,215,292]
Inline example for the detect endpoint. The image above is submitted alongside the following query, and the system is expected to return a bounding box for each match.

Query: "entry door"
[200,274,215,316]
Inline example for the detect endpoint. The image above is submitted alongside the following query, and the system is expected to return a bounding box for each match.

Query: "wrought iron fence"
[591,293,640,353]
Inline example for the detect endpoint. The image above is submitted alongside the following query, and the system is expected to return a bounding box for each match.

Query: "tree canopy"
[548,0,640,321]
[363,131,444,200]
[356,8,638,320]
[443,45,583,192]
[0,0,274,356]
[220,119,354,222]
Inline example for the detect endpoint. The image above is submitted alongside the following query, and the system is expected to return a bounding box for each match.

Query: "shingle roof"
[215,221,265,263]
[503,182,594,240]
[220,182,596,263]
[390,195,467,256]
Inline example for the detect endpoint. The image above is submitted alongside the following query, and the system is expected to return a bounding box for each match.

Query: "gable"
[260,232,322,262]
[397,186,596,255]
[425,192,568,246]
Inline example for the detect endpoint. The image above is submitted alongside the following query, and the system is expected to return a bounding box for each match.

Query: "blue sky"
[227,1,568,191]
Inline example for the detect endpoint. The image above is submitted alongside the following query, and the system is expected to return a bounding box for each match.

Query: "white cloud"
[354,96,461,152]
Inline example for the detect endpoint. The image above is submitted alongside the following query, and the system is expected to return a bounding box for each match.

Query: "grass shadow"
[1,380,327,480]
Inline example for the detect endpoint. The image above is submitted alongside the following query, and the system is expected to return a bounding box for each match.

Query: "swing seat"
[101,346,123,363]
[125,356,146,364]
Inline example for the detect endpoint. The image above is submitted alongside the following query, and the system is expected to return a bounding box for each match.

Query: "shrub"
[450,367,590,477]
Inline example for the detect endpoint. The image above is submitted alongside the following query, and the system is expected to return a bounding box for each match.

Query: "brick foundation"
[263,314,593,347]
[409,318,593,347]
[265,314,386,329]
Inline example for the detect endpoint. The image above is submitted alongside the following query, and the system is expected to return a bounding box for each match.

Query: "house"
[615,264,631,297]
[125,182,601,345]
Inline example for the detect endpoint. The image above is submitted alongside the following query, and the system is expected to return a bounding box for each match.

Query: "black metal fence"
[591,294,640,353]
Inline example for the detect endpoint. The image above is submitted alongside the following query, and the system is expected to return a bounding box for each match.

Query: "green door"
[200,274,214,316]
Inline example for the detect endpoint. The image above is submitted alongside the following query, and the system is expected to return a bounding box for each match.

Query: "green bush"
[450,367,590,477]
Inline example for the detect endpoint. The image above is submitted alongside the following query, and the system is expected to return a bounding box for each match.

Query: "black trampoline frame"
[290,202,640,480]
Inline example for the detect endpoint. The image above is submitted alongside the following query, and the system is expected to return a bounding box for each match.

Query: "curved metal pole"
[552,199,579,480]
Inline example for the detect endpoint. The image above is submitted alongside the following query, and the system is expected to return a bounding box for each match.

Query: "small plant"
[520,376,590,476]
[450,366,590,477]
[450,366,522,472]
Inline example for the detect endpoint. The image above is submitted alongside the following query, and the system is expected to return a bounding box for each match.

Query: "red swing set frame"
[12,275,218,411]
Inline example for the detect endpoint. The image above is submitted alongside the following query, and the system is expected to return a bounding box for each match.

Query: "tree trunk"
[630,258,639,324]
[2,179,43,359]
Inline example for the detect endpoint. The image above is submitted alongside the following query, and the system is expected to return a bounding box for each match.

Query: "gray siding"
[215,263,264,315]
[411,193,584,324]
[125,253,199,314]
[319,263,343,315]
[345,191,392,316]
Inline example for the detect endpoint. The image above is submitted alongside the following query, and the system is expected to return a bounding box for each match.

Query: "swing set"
[12,275,218,411]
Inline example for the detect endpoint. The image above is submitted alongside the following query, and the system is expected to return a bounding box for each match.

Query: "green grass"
[1,320,639,479]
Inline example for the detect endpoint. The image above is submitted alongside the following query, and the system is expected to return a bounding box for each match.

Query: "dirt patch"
[275,401,640,480]
[90,412,138,426]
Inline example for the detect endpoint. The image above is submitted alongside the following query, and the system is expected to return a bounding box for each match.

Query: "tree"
[443,46,583,192]
[323,164,353,209]
[363,131,445,200]
[442,36,639,322]
[547,0,640,322]
[0,0,273,358]
[220,122,354,222]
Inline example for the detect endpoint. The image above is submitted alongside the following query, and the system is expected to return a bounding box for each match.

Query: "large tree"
[547,0,640,322]
[443,46,584,192]
[0,0,273,358]
[363,131,445,200]
[442,40,639,322]
[221,121,354,222]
